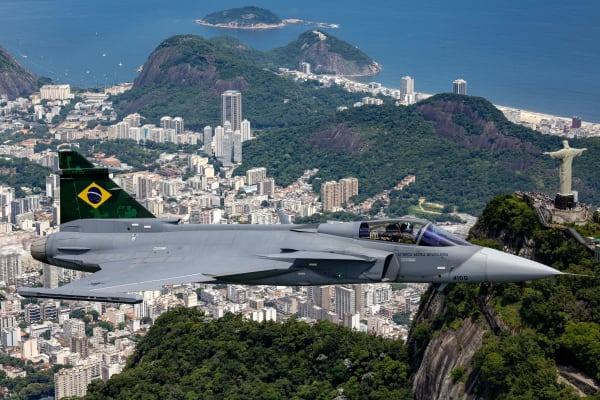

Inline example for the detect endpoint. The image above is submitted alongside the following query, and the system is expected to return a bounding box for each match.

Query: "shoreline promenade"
[495,105,600,138]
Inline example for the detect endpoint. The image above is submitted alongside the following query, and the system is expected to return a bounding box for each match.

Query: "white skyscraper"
[222,90,242,132]
[203,126,213,149]
[213,125,225,158]
[63,318,85,345]
[222,123,234,166]
[172,117,184,134]
[453,78,467,95]
[241,119,252,142]
[400,76,415,103]
[335,285,356,320]
[159,116,172,129]
[233,131,242,163]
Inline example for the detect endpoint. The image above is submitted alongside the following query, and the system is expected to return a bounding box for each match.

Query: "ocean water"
[1,0,598,122]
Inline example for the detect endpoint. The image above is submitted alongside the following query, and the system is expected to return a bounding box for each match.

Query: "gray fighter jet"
[18,151,562,304]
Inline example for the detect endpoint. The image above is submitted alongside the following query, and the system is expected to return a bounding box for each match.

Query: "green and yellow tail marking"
[58,150,155,224]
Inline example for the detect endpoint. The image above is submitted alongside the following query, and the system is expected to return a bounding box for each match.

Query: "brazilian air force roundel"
[78,182,112,208]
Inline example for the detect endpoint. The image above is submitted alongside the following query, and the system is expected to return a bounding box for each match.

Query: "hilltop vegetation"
[0,156,50,197]
[86,309,412,399]
[409,194,600,398]
[200,6,282,27]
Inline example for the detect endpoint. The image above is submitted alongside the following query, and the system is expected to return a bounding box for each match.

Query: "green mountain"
[409,194,600,399]
[114,34,366,129]
[0,45,37,100]
[266,30,380,75]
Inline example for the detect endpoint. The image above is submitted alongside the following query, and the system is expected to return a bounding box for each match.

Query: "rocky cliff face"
[412,315,487,399]
[268,30,381,76]
[410,290,512,400]
[298,39,380,76]
[0,46,37,100]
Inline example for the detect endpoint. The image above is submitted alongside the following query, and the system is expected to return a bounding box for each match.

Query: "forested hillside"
[238,95,600,215]
[86,309,412,399]
[0,156,50,197]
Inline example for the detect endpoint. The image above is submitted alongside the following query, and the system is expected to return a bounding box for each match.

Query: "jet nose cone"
[31,237,49,264]
[480,247,562,282]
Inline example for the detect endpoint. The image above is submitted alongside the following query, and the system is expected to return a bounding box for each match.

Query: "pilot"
[398,222,415,243]
[385,223,401,241]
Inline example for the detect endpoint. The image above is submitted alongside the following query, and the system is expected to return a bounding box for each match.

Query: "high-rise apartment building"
[25,304,41,323]
[300,62,311,74]
[213,125,224,158]
[400,76,415,103]
[71,336,89,357]
[123,113,141,127]
[311,285,334,311]
[172,117,184,134]
[40,84,72,100]
[340,177,359,206]
[241,119,252,142]
[159,116,172,130]
[221,124,234,167]
[64,318,85,345]
[321,181,342,212]
[0,250,24,286]
[54,360,101,399]
[233,131,242,163]
[335,285,356,319]
[246,167,267,185]
[257,178,275,196]
[160,116,184,134]
[203,126,213,149]
[222,90,242,132]
[453,79,467,95]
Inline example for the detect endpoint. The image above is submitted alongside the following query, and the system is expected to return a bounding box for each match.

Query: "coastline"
[195,19,285,30]
[194,18,338,30]
[294,70,600,137]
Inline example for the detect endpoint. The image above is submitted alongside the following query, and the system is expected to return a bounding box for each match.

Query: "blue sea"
[1,0,598,122]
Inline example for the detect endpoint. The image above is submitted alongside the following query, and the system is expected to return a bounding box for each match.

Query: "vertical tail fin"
[58,150,155,224]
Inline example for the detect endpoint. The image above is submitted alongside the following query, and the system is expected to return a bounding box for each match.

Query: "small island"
[196,6,338,30]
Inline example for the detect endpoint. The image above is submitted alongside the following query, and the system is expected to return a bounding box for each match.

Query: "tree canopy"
[87,309,412,399]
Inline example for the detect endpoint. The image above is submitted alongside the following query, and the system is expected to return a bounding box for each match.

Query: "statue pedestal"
[555,194,575,210]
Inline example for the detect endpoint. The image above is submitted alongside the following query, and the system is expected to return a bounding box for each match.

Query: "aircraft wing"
[18,259,219,304]
[18,247,390,303]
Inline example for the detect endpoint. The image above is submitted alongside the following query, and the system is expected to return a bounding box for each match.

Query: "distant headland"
[195,6,338,30]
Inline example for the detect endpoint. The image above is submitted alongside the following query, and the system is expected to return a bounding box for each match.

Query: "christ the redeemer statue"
[544,140,587,195]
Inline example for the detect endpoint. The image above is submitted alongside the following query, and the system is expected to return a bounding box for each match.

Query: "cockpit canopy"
[317,218,471,247]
